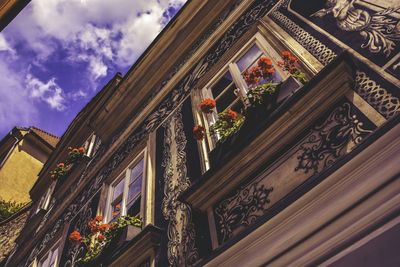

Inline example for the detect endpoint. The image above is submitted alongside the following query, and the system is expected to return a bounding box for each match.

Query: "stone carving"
[295,102,373,175]
[270,10,337,65]
[355,71,400,119]
[311,0,400,57]
[161,107,199,267]
[214,182,273,243]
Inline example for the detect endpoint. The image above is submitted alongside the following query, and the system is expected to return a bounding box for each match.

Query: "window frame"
[193,33,294,172]
[36,182,56,214]
[103,149,147,223]
[83,133,100,158]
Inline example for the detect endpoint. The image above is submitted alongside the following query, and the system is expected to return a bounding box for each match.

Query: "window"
[83,134,101,158]
[105,152,145,222]
[38,242,60,267]
[194,33,300,172]
[36,182,55,213]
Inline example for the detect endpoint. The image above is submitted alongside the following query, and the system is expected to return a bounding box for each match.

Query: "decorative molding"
[295,102,373,175]
[214,182,273,243]
[161,106,199,267]
[311,2,400,57]
[211,100,374,246]
[354,71,400,119]
[269,10,337,66]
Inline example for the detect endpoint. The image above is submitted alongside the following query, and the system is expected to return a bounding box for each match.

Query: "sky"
[0,0,187,139]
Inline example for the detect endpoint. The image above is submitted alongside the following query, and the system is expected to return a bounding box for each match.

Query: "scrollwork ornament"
[161,107,199,267]
[295,102,373,175]
[214,182,273,243]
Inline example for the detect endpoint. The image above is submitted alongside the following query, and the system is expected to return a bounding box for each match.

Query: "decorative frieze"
[213,101,374,245]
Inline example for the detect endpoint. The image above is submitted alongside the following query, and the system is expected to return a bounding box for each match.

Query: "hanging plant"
[278,51,308,84]
[193,125,206,141]
[243,56,276,86]
[199,98,216,114]
[245,82,278,107]
[210,109,245,142]
[67,147,85,164]
[50,162,68,180]
[69,215,142,263]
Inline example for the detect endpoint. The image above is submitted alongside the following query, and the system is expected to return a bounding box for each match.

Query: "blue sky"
[0,0,186,139]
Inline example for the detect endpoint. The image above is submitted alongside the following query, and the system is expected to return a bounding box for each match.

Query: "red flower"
[95,215,103,222]
[98,224,110,233]
[221,109,238,121]
[244,66,263,85]
[78,147,85,154]
[97,234,105,241]
[88,220,99,233]
[264,67,275,75]
[281,50,292,59]
[289,55,298,63]
[193,125,206,141]
[199,98,216,113]
[258,57,273,68]
[69,230,82,243]
[57,162,65,168]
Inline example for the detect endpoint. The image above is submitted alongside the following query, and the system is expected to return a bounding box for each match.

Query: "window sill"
[91,224,162,266]
[209,76,303,166]
[180,52,357,212]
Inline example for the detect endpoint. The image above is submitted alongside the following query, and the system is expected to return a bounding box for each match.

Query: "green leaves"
[0,199,25,221]
[245,82,278,106]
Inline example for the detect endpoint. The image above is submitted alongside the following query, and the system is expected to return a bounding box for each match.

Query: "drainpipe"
[0,129,21,168]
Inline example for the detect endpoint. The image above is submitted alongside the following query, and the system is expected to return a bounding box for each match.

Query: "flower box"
[108,224,142,249]
[208,76,303,167]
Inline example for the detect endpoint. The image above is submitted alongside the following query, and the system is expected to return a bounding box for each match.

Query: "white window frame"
[37,240,60,267]
[193,33,290,172]
[83,133,100,158]
[36,182,56,214]
[104,149,147,223]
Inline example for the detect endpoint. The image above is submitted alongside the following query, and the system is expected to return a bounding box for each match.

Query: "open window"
[193,32,306,172]
[104,151,146,222]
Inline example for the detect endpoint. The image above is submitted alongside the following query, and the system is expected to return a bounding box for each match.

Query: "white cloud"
[0,33,15,54]
[68,89,87,101]
[0,60,38,134]
[4,0,187,83]
[26,74,67,111]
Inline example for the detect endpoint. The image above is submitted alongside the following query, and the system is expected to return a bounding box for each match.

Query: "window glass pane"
[111,199,122,220]
[211,71,234,97]
[236,44,263,73]
[127,196,141,216]
[128,175,142,203]
[215,89,238,112]
[112,179,124,201]
[130,158,144,180]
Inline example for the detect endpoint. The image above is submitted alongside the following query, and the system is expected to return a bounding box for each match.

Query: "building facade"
[0,127,58,263]
[6,0,400,266]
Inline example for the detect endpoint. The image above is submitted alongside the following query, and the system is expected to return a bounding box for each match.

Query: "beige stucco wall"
[0,139,44,203]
